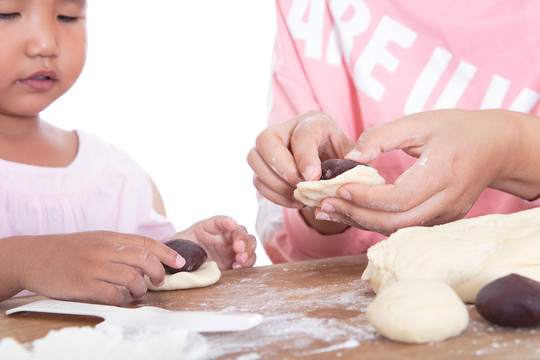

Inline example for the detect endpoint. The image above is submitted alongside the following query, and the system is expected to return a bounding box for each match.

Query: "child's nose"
[25,21,60,59]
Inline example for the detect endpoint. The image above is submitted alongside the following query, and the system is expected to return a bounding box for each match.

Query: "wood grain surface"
[1,255,539,359]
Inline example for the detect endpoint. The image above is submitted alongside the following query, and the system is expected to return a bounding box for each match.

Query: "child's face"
[0,0,87,118]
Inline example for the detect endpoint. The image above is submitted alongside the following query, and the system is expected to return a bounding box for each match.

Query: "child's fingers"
[245,253,257,267]
[95,235,178,287]
[96,262,149,299]
[245,233,257,253]
[233,239,246,254]
[69,280,125,306]
[104,244,166,288]
[114,233,185,271]
[232,233,257,268]
[195,216,238,236]
[232,228,256,253]
[62,279,124,305]
[235,252,257,268]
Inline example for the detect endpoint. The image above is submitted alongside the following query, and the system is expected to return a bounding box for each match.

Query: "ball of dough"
[362,207,540,303]
[294,164,385,207]
[367,280,469,343]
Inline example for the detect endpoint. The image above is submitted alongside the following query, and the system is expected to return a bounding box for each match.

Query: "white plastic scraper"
[7,299,263,332]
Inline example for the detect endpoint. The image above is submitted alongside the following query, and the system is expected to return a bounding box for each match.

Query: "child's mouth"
[19,71,58,91]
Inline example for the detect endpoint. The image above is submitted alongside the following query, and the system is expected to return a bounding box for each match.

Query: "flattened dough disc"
[146,261,221,291]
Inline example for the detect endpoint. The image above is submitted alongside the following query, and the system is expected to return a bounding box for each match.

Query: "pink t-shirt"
[259,0,540,263]
[0,131,176,241]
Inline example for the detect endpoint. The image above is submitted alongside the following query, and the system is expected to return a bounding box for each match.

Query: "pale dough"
[146,261,221,291]
[294,165,385,207]
[367,280,468,343]
[361,207,540,303]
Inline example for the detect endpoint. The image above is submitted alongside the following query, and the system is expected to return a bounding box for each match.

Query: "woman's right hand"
[4,231,185,305]
[247,110,354,209]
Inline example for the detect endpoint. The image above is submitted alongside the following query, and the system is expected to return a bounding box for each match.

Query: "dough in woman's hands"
[146,261,221,291]
[367,280,468,343]
[294,165,385,207]
[362,207,540,303]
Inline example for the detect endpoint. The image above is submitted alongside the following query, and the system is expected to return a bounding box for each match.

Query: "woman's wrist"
[488,110,540,200]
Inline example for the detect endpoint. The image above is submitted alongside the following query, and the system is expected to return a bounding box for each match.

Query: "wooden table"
[1,255,540,359]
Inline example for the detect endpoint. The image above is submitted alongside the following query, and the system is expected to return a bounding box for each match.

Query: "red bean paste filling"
[476,273,540,327]
[320,159,363,180]
[163,239,208,274]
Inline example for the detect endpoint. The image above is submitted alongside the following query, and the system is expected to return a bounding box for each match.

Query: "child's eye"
[0,13,19,20]
[58,15,79,23]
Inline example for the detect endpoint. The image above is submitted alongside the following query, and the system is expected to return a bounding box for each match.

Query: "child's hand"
[5,232,185,305]
[174,216,257,270]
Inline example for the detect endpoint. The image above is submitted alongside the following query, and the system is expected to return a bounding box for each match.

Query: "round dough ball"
[367,280,469,343]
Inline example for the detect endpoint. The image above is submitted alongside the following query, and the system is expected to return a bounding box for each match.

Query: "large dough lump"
[361,207,540,303]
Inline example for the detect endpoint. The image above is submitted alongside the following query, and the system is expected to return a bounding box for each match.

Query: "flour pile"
[0,326,207,360]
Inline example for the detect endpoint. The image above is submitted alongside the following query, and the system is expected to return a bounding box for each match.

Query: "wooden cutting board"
[1,254,539,359]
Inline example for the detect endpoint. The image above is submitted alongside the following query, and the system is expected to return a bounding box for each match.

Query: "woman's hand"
[247,110,355,209]
[248,110,355,233]
[315,109,540,235]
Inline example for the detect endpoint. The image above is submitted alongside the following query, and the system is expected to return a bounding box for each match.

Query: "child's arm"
[173,216,257,270]
[0,232,185,304]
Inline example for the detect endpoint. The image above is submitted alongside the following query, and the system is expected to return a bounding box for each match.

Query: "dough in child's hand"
[145,261,221,291]
[367,280,468,343]
[362,207,540,303]
[294,165,385,207]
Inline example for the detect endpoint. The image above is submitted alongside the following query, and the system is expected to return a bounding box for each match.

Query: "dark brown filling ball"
[476,273,540,327]
[163,239,208,274]
[320,159,363,180]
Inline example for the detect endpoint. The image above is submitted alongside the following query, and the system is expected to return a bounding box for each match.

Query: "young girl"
[0,0,256,305]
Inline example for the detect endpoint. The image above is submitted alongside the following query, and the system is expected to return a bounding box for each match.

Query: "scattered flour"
[235,353,261,360]
[202,278,376,359]
[0,326,207,360]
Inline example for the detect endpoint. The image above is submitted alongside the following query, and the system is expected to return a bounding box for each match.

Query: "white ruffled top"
[0,131,176,241]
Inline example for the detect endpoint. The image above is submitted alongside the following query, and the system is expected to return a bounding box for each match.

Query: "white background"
[42,1,277,266]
